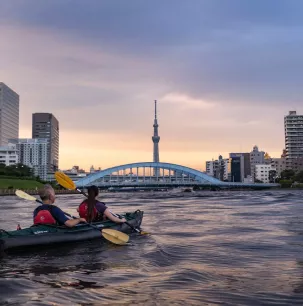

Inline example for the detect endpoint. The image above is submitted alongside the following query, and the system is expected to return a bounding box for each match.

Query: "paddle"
[55,171,147,234]
[89,226,129,245]
[15,189,76,219]
[15,189,129,245]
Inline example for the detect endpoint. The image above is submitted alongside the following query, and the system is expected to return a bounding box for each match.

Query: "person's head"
[87,185,99,199]
[39,184,55,204]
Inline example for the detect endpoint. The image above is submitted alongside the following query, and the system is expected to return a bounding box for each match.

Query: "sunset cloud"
[0,0,302,170]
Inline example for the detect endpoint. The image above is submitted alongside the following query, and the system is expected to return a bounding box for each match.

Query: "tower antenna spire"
[152,100,160,175]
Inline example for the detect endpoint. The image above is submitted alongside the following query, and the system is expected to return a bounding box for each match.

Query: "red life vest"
[34,207,57,225]
[78,201,99,222]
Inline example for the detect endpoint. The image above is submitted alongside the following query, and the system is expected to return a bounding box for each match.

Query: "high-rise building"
[284,111,303,160]
[9,138,48,180]
[152,100,160,176]
[0,82,19,146]
[32,113,59,172]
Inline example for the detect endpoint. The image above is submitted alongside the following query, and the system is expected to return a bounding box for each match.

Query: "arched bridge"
[75,162,279,189]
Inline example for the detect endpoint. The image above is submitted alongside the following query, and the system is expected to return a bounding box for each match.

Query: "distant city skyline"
[1,1,302,170]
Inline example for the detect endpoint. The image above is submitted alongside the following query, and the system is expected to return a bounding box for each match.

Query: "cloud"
[161,93,216,110]
[0,1,302,169]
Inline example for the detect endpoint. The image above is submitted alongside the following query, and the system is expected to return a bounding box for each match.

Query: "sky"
[1,0,303,171]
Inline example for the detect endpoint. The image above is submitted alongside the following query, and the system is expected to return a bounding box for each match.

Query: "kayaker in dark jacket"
[78,185,126,223]
[33,184,87,227]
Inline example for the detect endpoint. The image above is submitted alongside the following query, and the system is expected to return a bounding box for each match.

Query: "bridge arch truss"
[75,162,224,188]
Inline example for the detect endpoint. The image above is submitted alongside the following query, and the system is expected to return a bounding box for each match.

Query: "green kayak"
[0,210,143,253]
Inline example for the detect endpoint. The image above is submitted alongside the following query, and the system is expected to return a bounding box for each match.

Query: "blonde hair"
[39,184,54,201]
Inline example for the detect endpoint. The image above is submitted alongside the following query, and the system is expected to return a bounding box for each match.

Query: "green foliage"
[294,171,303,183]
[0,163,51,189]
[280,169,296,180]
[0,163,34,178]
[279,179,293,188]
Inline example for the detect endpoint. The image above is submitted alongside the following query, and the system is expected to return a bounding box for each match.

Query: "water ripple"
[1,190,303,304]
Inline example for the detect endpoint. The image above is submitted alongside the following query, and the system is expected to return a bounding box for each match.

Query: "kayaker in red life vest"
[33,184,87,227]
[77,185,126,223]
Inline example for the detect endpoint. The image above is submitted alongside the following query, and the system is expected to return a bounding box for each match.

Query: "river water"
[1,190,303,305]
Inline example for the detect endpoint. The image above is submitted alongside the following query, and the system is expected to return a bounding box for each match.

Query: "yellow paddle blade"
[102,229,129,245]
[55,171,76,190]
[15,189,37,201]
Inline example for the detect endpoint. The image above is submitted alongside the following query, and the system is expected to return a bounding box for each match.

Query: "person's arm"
[103,208,126,223]
[52,206,86,227]
[64,218,87,227]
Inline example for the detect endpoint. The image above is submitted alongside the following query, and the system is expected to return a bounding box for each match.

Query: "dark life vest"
[78,201,103,222]
[34,205,57,225]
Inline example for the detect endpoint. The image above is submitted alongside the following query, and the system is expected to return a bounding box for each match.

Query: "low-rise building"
[264,152,272,165]
[229,153,244,182]
[255,164,276,183]
[0,144,18,166]
[206,160,215,177]
[206,155,231,181]
[271,158,287,177]
[250,145,265,182]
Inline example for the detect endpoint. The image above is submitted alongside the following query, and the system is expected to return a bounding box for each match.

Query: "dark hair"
[86,185,99,222]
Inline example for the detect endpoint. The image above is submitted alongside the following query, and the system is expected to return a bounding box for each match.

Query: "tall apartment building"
[0,144,18,166]
[32,113,59,172]
[9,138,48,180]
[0,83,19,146]
[250,145,265,181]
[284,111,303,172]
[285,111,303,159]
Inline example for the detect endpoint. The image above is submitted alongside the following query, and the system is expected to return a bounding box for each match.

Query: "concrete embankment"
[0,189,78,196]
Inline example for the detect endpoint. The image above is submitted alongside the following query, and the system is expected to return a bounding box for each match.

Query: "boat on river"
[0,210,143,253]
